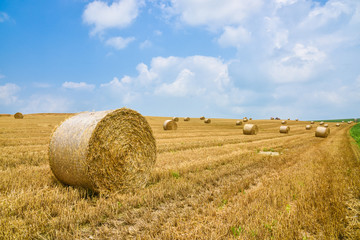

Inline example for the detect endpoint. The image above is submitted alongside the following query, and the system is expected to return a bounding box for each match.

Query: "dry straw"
[249,118,253,120]
[200,116,205,120]
[348,121,353,124]
[295,119,299,121]
[281,120,287,124]
[306,125,312,130]
[236,120,242,125]
[172,117,179,122]
[163,120,178,130]
[311,121,314,124]
[270,117,274,120]
[243,124,258,135]
[204,118,211,124]
[279,125,290,134]
[184,117,190,121]
[243,118,248,122]
[324,124,329,128]
[315,126,330,138]
[14,112,24,119]
[336,123,340,127]
[319,121,324,125]
[48,108,157,193]
[288,118,290,120]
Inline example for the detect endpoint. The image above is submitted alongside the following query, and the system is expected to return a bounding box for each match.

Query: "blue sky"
[0,0,359,119]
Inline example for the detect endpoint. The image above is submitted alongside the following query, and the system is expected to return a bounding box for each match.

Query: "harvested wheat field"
[0,114,360,239]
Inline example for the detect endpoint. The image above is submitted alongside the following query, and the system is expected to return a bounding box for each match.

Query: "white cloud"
[139,40,152,49]
[106,36,135,49]
[163,0,263,30]
[0,83,20,105]
[21,95,71,113]
[0,12,9,22]
[83,0,143,35]
[218,26,251,48]
[62,81,95,90]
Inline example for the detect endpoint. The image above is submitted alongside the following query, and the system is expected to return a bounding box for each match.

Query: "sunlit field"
[1,114,360,239]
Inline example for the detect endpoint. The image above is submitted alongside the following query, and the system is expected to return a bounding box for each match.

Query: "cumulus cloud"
[106,36,135,49]
[218,26,251,48]
[83,0,143,35]
[62,81,95,90]
[21,95,71,113]
[0,83,20,105]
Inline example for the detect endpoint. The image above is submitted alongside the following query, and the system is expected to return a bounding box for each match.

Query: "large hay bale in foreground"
[184,117,190,121]
[279,125,290,134]
[204,118,211,124]
[172,117,179,122]
[14,112,24,119]
[243,124,258,135]
[49,108,156,192]
[163,120,178,130]
[305,125,312,130]
[200,116,205,120]
[315,126,330,138]
[236,120,242,125]
[281,120,287,124]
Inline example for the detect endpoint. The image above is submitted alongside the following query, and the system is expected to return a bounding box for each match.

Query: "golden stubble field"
[0,114,360,239]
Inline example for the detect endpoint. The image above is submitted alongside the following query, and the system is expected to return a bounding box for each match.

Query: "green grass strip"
[350,123,360,148]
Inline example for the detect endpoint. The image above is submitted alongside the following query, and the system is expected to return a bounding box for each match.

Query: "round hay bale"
[184,117,190,121]
[311,121,314,124]
[200,116,205,120]
[348,121,353,124]
[288,118,290,120]
[306,125,312,130]
[236,120,242,125]
[172,117,179,122]
[204,118,211,124]
[249,118,252,120]
[319,121,324,125]
[336,123,340,127]
[14,112,24,119]
[48,108,156,193]
[243,124,258,135]
[281,120,287,124]
[295,118,299,121]
[270,117,274,120]
[279,125,290,134]
[324,124,329,128]
[315,126,330,138]
[243,118,248,122]
[342,121,344,123]
[163,120,178,130]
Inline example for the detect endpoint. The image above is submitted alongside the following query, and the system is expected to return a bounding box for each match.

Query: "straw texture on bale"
[324,124,329,128]
[14,112,24,119]
[204,119,211,124]
[184,117,190,121]
[172,117,179,122]
[279,126,290,134]
[306,125,312,130]
[281,120,287,124]
[49,108,157,193]
[311,121,314,124]
[200,116,205,120]
[336,123,340,127]
[243,124,258,135]
[163,120,178,130]
[243,118,248,122]
[348,121,353,124]
[319,121,324,125]
[236,120,242,125]
[315,126,330,138]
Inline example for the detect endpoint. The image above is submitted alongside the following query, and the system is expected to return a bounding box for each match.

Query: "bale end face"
[279,126,290,133]
[243,124,258,135]
[49,108,157,193]
[163,120,178,130]
[315,126,330,138]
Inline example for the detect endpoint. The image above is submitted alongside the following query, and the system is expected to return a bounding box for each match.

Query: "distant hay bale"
[342,121,344,123]
[270,117,274,120]
[315,126,330,138]
[348,121,352,124]
[311,121,314,124]
[172,117,179,122]
[204,118,211,124]
[163,120,178,130]
[236,120,242,125]
[243,118,248,122]
[336,123,340,127]
[279,125,290,134]
[288,118,290,120]
[184,117,190,121]
[324,124,329,128]
[48,108,156,193]
[200,116,205,120]
[249,118,253,120]
[243,124,258,135]
[319,121,324,125]
[306,125,312,130]
[281,120,287,124]
[14,112,24,119]
[295,118,299,121]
